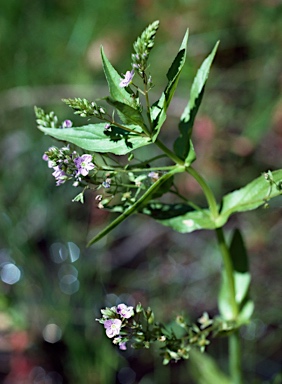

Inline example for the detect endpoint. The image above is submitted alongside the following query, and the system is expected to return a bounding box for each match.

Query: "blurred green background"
[0,1,282,383]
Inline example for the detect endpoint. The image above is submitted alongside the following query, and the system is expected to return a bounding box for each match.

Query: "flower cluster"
[35,106,59,128]
[62,98,106,118]
[96,303,238,365]
[43,146,95,186]
[96,303,134,350]
[132,20,159,74]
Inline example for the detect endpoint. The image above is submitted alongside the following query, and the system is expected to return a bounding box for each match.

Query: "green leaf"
[150,30,189,141]
[229,229,248,273]
[174,41,219,163]
[218,229,253,321]
[141,202,192,220]
[237,300,254,324]
[104,97,146,128]
[37,123,151,155]
[150,177,174,200]
[219,281,254,323]
[142,170,282,236]
[101,47,137,109]
[87,167,183,246]
[151,206,216,233]
[230,229,250,304]
[217,169,282,227]
[218,271,235,321]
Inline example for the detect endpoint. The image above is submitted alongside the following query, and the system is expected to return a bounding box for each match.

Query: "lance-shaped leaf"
[229,229,251,305]
[218,229,254,321]
[141,202,192,219]
[217,169,282,227]
[37,123,151,155]
[101,47,137,110]
[109,201,193,219]
[174,41,219,163]
[104,97,147,129]
[87,167,183,246]
[143,204,217,233]
[150,30,189,141]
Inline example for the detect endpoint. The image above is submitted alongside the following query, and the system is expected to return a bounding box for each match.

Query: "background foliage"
[0,1,281,383]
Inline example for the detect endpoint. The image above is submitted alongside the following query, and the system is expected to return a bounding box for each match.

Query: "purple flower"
[104,319,122,338]
[113,336,127,350]
[118,341,127,350]
[62,119,72,128]
[119,70,134,88]
[52,166,67,186]
[42,153,56,168]
[74,154,95,176]
[116,304,134,319]
[148,171,159,181]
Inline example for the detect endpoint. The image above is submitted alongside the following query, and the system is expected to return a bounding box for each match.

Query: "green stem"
[155,139,185,166]
[229,331,242,384]
[154,141,220,219]
[215,227,238,318]
[187,166,219,219]
[216,227,242,383]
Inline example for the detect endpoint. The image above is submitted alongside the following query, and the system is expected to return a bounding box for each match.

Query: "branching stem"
[186,166,219,219]
[155,139,185,166]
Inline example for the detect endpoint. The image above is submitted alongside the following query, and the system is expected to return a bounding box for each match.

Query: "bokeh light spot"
[59,274,80,295]
[67,241,80,262]
[42,323,62,343]
[1,263,21,284]
[50,242,68,263]
[58,264,78,279]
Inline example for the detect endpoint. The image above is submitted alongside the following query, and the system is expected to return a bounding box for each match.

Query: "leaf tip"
[181,28,189,48]
[213,40,220,53]
[100,45,106,59]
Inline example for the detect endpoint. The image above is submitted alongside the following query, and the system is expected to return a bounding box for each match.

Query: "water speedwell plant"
[35,21,282,383]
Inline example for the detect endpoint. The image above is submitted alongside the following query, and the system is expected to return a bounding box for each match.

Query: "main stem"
[229,331,242,384]
[144,138,242,381]
[185,167,242,382]
[180,156,242,382]
[216,227,242,384]
[215,227,238,317]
